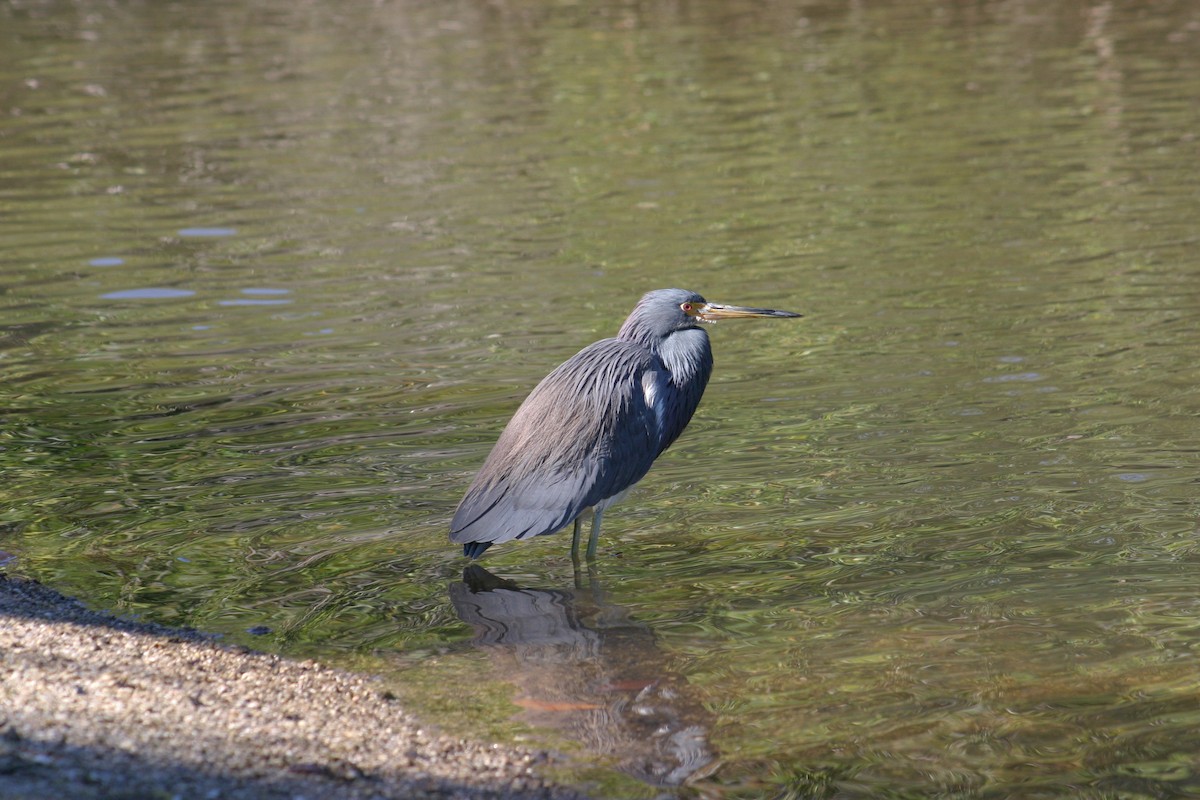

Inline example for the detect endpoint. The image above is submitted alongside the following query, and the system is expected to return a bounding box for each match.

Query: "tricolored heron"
[450,288,801,560]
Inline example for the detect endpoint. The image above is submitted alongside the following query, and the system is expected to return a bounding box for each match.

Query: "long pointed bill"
[697,302,802,322]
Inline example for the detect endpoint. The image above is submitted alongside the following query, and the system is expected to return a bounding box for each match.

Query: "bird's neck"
[646,327,713,452]
[616,321,713,394]
[653,328,713,393]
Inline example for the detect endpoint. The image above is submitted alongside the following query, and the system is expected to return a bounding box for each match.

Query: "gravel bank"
[0,574,591,800]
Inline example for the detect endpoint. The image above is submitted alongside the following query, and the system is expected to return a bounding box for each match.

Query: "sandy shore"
[0,574,591,799]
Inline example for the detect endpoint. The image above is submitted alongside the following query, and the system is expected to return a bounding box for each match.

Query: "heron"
[450,288,801,560]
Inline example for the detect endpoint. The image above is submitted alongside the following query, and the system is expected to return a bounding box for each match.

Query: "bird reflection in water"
[449,565,716,788]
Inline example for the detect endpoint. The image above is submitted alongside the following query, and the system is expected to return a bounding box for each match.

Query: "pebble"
[0,575,592,800]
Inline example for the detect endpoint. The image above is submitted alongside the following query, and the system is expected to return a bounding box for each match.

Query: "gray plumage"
[450,288,800,559]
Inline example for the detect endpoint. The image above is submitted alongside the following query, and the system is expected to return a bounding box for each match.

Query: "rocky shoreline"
[0,574,591,800]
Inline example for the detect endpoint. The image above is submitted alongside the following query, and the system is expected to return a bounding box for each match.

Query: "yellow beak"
[696,302,802,322]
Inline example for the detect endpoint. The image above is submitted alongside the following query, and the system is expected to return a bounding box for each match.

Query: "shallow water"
[3,0,1200,796]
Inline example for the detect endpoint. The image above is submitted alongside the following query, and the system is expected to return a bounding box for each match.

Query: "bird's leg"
[571,516,584,564]
[583,562,604,599]
[585,509,604,561]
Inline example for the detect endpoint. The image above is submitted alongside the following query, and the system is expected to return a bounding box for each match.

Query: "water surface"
[3,1,1200,796]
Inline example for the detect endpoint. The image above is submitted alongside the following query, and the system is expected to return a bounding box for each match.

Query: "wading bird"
[450,288,801,560]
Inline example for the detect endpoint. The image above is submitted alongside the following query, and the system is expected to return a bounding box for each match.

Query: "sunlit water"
[3,1,1200,796]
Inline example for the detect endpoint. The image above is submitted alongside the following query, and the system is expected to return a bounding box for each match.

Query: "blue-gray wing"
[450,338,670,548]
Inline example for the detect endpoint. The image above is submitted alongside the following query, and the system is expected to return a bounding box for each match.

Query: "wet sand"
[0,574,590,799]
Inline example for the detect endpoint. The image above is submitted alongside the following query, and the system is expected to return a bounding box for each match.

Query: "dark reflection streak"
[449,566,715,789]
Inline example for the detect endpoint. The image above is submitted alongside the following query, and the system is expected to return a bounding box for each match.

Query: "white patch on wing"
[641,370,667,441]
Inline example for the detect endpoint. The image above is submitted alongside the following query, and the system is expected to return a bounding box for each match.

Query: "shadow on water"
[449,565,716,789]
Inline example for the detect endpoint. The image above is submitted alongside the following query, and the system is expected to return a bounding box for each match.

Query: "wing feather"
[450,339,666,547]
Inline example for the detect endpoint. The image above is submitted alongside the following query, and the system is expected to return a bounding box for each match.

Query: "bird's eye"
[681,302,693,312]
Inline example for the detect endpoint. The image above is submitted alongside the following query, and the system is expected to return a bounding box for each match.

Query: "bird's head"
[619,288,801,345]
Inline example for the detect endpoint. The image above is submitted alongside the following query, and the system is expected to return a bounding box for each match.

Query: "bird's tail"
[462,541,493,559]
